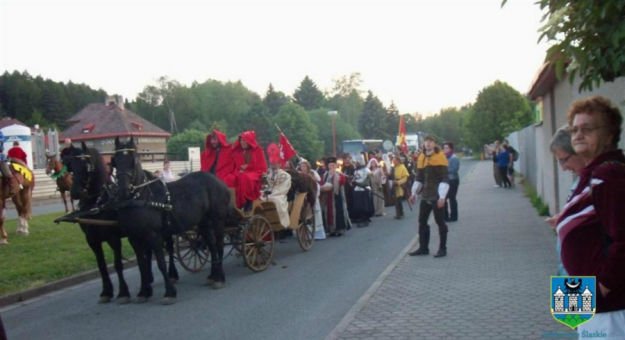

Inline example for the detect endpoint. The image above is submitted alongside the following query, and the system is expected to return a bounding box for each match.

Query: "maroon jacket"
[558,150,625,313]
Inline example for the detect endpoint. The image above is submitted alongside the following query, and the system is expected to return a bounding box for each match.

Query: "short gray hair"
[550,126,576,155]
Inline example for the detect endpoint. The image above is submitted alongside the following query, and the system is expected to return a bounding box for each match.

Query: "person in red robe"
[231,131,267,208]
[8,141,28,166]
[200,130,236,188]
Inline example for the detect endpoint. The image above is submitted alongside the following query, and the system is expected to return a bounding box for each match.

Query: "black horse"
[112,136,232,305]
[64,143,134,304]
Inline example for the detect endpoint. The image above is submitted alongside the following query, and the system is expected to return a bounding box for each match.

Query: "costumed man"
[0,132,17,196]
[408,135,450,258]
[349,152,374,226]
[200,129,236,188]
[8,141,28,167]
[263,144,292,228]
[392,155,409,219]
[232,131,267,209]
[320,157,351,237]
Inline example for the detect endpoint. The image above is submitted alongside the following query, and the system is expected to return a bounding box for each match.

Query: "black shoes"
[433,248,447,258]
[409,248,429,256]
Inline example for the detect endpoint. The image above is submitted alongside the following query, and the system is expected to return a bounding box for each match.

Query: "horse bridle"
[71,153,97,200]
[114,148,142,195]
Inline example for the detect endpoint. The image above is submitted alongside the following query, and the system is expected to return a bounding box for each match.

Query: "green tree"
[166,129,206,161]
[385,101,400,139]
[464,81,532,148]
[262,83,290,116]
[308,109,361,156]
[293,76,325,110]
[26,109,50,128]
[273,103,324,161]
[503,0,625,91]
[358,91,389,139]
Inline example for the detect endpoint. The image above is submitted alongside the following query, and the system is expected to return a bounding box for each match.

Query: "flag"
[398,115,408,154]
[279,132,297,162]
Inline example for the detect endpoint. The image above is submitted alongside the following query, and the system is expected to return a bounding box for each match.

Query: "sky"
[0,0,549,116]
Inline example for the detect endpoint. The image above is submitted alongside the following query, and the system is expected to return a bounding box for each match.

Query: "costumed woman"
[368,157,386,217]
[320,157,352,237]
[299,159,326,240]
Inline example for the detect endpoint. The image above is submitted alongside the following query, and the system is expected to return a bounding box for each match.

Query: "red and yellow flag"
[398,115,408,154]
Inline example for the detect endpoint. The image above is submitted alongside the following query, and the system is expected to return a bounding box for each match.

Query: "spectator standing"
[162,160,176,182]
[442,142,460,222]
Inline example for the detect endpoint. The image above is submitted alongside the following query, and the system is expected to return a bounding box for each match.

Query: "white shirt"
[162,169,176,182]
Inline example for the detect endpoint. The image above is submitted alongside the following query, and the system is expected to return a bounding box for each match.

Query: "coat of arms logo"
[551,276,596,329]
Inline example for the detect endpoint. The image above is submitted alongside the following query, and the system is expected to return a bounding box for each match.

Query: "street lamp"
[328,111,338,157]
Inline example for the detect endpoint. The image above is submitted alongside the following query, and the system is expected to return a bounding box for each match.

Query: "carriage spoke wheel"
[174,230,209,273]
[297,204,315,251]
[242,215,274,272]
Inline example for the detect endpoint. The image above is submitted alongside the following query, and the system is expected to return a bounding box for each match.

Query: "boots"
[434,232,448,258]
[409,226,430,256]
[6,176,16,196]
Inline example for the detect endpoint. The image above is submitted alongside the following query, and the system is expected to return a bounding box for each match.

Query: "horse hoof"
[212,281,225,290]
[0,240,8,246]
[204,279,215,287]
[161,297,177,305]
[98,296,112,304]
[134,296,149,304]
[117,297,131,305]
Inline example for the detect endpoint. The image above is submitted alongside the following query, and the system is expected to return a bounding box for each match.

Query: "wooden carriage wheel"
[242,215,275,272]
[174,230,209,273]
[297,204,315,251]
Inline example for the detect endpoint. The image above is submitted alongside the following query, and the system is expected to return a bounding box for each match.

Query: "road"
[2,160,478,340]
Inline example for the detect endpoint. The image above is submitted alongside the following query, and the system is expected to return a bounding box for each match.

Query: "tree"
[330,72,364,97]
[166,129,206,161]
[26,109,50,128]
[273,103,324,162]
[464,81,532,148]
[308,109,361,156]
[293,76,325,110]
[503,0,625,91]
[358,91,389,139]
[385,101,400,139]
[262,83,290,116]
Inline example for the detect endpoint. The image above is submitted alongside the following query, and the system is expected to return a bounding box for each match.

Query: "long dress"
[309,171,326,240]
[350,166,374,222]
[320,171,351,235]
[370,167,386,216]
[262,169,291,228]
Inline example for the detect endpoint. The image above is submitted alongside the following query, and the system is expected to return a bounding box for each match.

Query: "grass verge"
[520,177,551,217]
[0,212,134,297]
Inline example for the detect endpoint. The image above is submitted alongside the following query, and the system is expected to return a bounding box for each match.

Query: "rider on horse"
[0,131,17,196]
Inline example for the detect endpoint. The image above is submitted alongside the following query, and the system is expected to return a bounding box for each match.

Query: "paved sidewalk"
[327,161,572,340]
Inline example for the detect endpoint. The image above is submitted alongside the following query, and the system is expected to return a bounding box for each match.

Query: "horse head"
[113,136,142,200]
[66,142,100,201]
[45,153,61,176]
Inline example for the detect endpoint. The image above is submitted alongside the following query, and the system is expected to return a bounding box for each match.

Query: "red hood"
[233,131,259,150]
[205,130,230,150]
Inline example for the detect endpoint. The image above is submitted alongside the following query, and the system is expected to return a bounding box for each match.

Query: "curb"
[324,232,419,340]
[0,258,138,311]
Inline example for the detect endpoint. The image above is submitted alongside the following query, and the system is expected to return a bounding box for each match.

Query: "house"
[61,96,171,162]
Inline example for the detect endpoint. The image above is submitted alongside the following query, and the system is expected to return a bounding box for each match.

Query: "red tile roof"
[61,103,171,141]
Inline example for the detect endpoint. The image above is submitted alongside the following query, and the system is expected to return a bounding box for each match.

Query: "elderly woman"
[557,96,625,338]
[299,160,326,240]
[545,127,586,276]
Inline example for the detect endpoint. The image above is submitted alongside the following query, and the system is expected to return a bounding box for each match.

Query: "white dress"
[263,170,291,228]
[310,171,326,240]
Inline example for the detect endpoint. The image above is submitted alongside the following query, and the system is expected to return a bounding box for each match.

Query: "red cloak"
[200,130,236,188]
[232,131,267,208]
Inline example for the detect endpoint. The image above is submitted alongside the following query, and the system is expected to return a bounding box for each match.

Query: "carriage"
[174,187,315,273]
[56,183,316,274]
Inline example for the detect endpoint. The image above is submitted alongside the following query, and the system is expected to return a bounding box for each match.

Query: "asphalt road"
[2,160,478,340]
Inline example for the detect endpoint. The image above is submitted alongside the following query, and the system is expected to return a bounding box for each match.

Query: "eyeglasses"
[566,125,606,136]
[557,153,574,166]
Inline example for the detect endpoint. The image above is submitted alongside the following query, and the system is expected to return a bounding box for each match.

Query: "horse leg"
[128,237,152,303]
[198,221,220,289]
[144,245,155,284]
[164,235,179,283]
[107,236,130,304]
[214,224,226,285]
[151,235,177,305]
[61,190,69,213]
[0,217,7,246]
[87,238,114,303]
